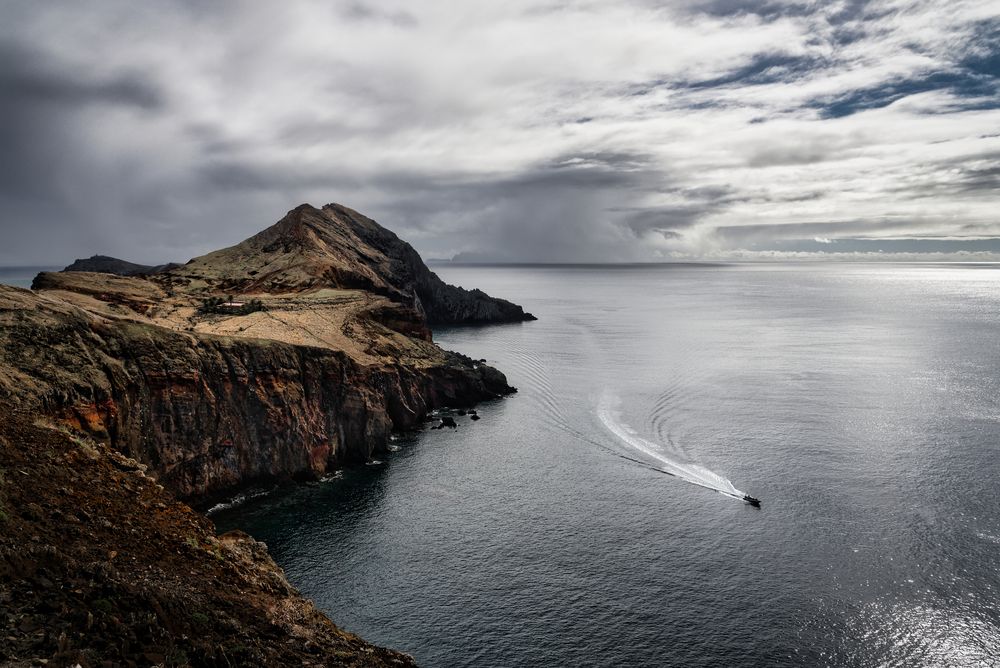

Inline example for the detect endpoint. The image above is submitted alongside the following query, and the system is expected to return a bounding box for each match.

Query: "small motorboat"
[743,494,761,508]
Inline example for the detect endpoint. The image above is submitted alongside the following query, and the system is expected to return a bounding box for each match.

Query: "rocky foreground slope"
[63,255,181,276]
[0,416,416,667]
[0,203,534,666]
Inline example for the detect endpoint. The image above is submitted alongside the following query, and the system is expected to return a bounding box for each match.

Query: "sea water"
[214,263,1000,667]
[0,266,62,289]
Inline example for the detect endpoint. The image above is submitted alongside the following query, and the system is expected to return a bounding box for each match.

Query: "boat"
[743,494,761,508]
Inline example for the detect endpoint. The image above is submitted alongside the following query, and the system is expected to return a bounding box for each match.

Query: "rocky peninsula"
[0,203,534,666]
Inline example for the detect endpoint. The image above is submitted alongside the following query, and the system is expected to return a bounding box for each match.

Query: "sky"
[0,0,998,265]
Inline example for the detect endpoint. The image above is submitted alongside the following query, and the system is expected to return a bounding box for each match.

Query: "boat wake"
[598,392,745,501]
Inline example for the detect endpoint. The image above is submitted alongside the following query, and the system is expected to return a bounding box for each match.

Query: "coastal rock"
[0,416,415,666]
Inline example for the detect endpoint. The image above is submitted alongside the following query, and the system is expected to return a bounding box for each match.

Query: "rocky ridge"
[63,254,181,276]
[63,203,535,325]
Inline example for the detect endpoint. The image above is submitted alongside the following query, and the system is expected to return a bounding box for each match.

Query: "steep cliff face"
[0,286,510,502]
[164,203,536,324]
[0,415,417,666]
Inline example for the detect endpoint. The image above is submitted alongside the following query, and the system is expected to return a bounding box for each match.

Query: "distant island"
[0,203,534,665]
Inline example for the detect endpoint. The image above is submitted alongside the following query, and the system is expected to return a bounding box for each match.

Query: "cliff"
[163,203,536,325]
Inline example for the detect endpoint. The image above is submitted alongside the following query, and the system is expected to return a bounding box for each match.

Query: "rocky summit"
[0,203,534,666]
[62,203,535,325]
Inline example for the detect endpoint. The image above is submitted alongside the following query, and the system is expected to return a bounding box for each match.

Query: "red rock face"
[0,286,513,503]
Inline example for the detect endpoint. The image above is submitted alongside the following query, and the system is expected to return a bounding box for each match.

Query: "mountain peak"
[162,203,535,325]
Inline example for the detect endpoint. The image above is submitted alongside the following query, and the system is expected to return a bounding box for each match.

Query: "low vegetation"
[197,295,267,315]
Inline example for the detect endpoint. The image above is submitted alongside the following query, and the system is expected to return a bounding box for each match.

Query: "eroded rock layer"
[0,285,511,502]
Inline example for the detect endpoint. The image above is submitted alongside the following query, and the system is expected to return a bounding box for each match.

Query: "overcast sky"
[1,0,998,265]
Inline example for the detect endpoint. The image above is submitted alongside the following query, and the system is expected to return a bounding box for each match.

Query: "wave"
[205,486,275,515]
[598,391,744,500]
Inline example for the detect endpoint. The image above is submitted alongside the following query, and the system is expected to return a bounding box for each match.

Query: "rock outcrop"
[63,254,180,276]
[163,203,536,325]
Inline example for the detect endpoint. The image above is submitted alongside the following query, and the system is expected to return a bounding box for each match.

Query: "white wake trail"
[598,392,743,499]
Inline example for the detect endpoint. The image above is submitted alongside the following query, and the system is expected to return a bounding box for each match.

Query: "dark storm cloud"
[622,206,719,237]
[955,163,1000,193]
[351,151,671,262]
[0,34,170,263]
[0,0,998,265]
[614,185,740,242]
[0,43,164,110]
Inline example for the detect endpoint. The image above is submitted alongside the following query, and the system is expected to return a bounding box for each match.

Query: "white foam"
[598,391,742,499]
[205,487,273,515]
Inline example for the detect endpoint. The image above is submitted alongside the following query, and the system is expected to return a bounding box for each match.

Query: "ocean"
[212,263,1000,667]
[0,266,62,289]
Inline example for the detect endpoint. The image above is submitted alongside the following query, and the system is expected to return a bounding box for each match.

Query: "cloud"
[0,0,997,265]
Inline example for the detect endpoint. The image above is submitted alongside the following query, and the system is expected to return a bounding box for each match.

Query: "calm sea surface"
[214,263,1000,667]
[0,266,61,289]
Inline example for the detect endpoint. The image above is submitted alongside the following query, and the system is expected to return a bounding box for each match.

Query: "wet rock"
[431,417,458,430]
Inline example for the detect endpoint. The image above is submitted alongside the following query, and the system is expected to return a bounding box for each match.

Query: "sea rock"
[431,417,458,430]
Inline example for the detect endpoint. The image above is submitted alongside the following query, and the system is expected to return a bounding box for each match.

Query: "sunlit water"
[214,263,1000,667]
